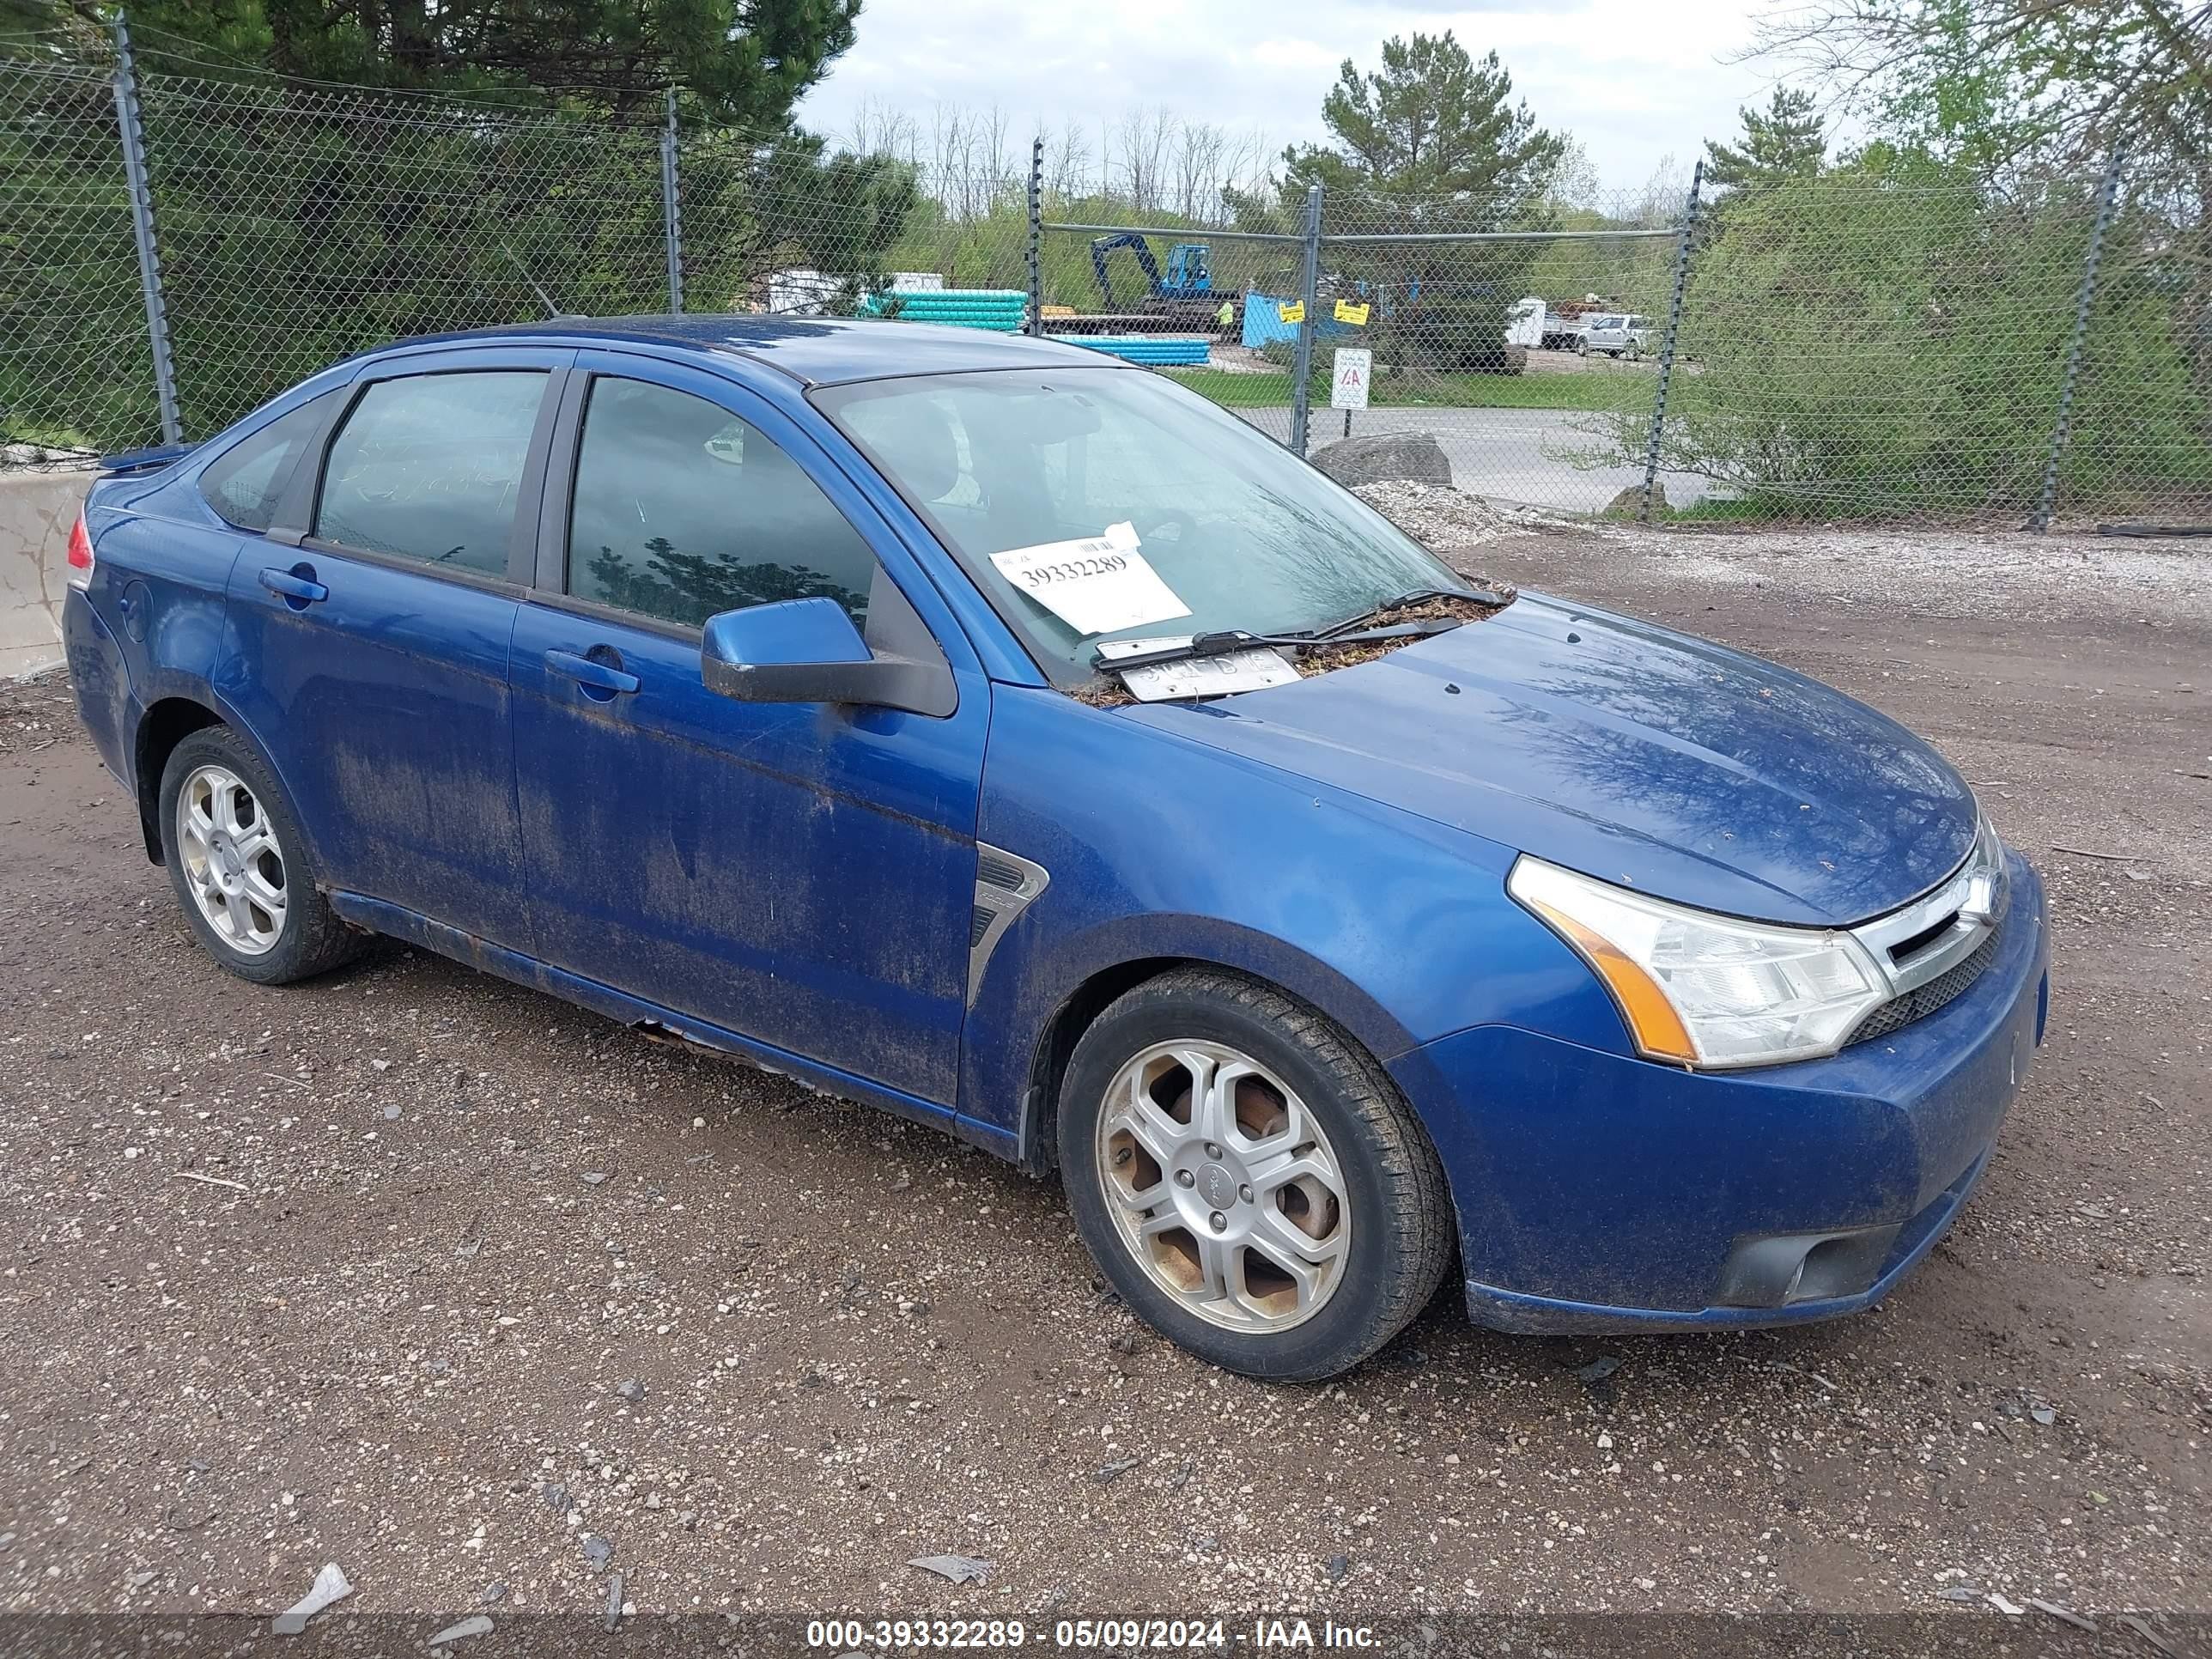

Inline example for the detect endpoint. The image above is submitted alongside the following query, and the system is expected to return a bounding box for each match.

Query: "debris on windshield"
[1072,586,1516,707]
[1292,588,1515,677]
[1070,678,1142,709]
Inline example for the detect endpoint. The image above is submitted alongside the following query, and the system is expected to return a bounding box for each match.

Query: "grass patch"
[1651,495,1794,524]
[1160,366,1658,414]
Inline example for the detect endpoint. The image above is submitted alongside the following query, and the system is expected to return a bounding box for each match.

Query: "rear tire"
[1058,968,1455,1381]
[157,726,368,985]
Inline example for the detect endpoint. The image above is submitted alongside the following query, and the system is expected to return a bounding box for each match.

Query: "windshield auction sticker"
[989,522,1192,637]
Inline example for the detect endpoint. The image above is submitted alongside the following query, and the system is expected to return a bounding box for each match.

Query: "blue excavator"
[1088,234,1240,334]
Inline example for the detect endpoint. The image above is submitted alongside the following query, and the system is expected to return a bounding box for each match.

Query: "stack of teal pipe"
[860,289,1027,331]
[1050,336,1211,366]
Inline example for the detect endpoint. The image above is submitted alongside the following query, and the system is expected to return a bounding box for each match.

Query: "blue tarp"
[1241,292,1358,349]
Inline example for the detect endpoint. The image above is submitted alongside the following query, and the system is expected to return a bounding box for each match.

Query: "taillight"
[65,513,94,589]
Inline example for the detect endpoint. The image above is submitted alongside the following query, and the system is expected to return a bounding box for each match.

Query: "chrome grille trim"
[1846,814,2008,1022]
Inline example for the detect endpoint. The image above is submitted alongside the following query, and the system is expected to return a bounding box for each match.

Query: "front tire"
[1058,968,1455,1380]
[158,726,367,984]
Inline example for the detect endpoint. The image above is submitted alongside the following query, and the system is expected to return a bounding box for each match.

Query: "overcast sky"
[797,0,1789,194]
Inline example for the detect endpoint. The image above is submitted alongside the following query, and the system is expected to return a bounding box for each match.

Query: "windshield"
[815,368,1461,684]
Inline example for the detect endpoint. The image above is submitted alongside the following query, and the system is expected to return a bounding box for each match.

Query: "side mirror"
[701,596,956,717]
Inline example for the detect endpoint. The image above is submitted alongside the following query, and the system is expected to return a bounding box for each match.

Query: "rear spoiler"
[98,441,198,476]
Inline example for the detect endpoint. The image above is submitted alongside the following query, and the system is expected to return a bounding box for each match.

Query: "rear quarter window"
[198,392,337,532]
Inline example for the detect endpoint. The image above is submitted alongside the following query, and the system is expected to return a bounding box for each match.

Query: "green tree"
[1703,88,1826,190]
[28,0,861,125]
[1280,32,1565,215]
[1577,144,2210,515]
[1753,0,2209,181]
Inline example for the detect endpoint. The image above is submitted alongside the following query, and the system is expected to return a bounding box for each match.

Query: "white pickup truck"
[1579,313,1654,359]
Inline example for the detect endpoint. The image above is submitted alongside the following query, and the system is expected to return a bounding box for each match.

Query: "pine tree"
[1703,88,1827,190]
[1280,32,1565,219]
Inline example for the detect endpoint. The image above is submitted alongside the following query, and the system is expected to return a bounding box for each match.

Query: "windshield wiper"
[1316,583,1510,638]
[1095,620,1454,673]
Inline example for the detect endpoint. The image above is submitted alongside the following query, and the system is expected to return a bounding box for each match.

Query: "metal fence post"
[1024,136,1044,336]
[110,11,181,447]
[2031,145,2127,532]
[1640,157,1702,524]
[660,88,684,313]
[1287,182,1323,457]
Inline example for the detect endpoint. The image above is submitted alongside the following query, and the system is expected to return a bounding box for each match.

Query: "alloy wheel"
[176,763,288,956]
[1093,1040,1352,1332]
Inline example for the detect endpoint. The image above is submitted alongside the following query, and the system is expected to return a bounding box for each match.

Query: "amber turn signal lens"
[1522,896,1698,1064]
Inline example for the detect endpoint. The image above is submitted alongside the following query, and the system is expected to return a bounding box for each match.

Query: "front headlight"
[1509,856,1890,1069]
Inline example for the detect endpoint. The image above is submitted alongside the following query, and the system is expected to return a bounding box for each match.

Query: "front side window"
[199,392,336,532]
[315,371,546,574]
[818,368,1457,684]
[566,378,878,630]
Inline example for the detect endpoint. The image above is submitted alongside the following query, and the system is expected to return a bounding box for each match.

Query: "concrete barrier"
[0,466,93,679]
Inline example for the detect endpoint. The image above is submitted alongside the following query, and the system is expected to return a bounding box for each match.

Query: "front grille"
[1848,924,2002,1045]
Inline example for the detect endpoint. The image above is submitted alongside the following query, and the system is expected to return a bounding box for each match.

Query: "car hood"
[1129,592,1976,926]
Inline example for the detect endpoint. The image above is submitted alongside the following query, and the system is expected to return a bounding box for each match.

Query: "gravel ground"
[0,518,2204,1644]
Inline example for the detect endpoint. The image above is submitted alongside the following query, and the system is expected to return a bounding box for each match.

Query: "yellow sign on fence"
[1277,300,1305,325]
[1334,300,1370,325]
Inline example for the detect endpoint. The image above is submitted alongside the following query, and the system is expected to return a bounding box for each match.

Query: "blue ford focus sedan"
[63,318,2049,1379]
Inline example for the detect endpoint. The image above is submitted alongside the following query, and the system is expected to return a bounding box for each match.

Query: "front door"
[507,354,989,1109]
[219,353,563,947]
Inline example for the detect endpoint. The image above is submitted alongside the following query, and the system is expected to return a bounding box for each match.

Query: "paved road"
[1234,404,1713,514]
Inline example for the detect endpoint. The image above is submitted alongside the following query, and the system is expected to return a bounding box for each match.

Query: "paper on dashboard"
[988,521,1192,636]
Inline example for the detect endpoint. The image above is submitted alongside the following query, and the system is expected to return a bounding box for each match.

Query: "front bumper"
[1390,853,2049,1333]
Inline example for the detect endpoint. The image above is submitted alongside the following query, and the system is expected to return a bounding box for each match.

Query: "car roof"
[378,314,1128,388]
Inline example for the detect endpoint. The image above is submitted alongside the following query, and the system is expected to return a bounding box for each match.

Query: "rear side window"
[566,378,878,629]
[198,392,334,532]
[315,371,545,575]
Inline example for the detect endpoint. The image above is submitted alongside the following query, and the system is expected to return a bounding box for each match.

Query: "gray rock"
[270,1561,351,1636]
[478,1583,507,1605]
[428,1613,494,1645]
[580,1533,613,1571]
[908,1553,992,1585]
[615,1378,646,1404]
[1310,431,1452,489]
[603,1571,625,1632]
[1605,483,1666,517]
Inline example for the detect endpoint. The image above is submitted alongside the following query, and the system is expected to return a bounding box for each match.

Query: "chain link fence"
[4,28,2207,528]
[0,49,160,459]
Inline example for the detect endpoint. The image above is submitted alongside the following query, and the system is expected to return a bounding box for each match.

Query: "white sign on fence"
[1330,348,1371,410]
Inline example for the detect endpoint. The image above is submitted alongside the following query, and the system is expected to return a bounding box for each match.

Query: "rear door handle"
[544,648,641,696]
[258,566,328,605]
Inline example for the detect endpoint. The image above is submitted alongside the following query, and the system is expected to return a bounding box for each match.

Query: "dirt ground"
[0,520,2203,1644]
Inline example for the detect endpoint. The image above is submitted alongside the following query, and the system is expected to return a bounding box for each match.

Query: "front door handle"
[544,647,641,696]
[258,566,328,605]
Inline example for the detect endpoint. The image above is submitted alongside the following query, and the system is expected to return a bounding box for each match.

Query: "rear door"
[216,348,567,947]
[507,352,989,1109]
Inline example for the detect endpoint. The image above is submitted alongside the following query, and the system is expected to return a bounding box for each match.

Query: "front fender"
[958,685,1633,1146]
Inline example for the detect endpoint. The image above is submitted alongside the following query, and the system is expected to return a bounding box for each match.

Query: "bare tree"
[1631,152,1691,227]
[1045,117,1093,201]
[1112,105,1175,211]
[845,95,918,162]
[1170,119,1227,220]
